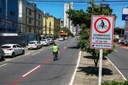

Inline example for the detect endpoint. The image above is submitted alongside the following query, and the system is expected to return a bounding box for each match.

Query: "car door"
[16,45,22,54]
[37,41,41,48]
[13,45,19,55]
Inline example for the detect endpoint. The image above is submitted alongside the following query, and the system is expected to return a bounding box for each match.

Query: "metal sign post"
[98,49,103,85]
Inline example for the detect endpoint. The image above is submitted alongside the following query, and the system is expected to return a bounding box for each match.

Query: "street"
[0,37,80,85]
[107,44,128,80]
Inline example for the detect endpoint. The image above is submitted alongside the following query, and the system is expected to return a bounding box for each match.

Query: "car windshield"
[29,42,36,44]
[1,46,11,48]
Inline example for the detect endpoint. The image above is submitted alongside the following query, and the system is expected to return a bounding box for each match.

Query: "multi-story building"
[0,0,19,34]
[64,2,74,33]
[43,14,60,37]
[18,0,43,35]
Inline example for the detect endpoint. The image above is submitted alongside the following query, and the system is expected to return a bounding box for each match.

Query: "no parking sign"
[90,15,114,49]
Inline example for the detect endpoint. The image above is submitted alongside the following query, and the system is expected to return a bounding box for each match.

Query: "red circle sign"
[94,17,111,33]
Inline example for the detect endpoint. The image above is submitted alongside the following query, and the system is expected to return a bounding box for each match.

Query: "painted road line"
[107,57,127,80]
[114,49,118,52]
[69,51,81,85]
[64,47,67,49]
[32,52,40,55]
[25,53,30,55]
[22,65,41,77]
[0,63,7,68]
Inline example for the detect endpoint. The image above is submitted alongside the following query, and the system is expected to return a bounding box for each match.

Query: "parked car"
[0,47,5,61]
[59,37,64,41]
[40,39,50,46]
[124,40,128,46]
[1,44,25,57]
[120,39,125,44]
[48,38,55,45]
[28,41,42,50]
[65,37,68,40]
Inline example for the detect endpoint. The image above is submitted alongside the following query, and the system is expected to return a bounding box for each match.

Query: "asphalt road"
[0,37,80,85]
[107,45,128,80]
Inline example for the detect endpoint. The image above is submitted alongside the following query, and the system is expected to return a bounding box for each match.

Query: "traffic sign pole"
[90,15,114,85]
[98,49,103,85]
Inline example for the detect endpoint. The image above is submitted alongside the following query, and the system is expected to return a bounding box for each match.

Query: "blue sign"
[100,4,109,7]
[122,14,128,20]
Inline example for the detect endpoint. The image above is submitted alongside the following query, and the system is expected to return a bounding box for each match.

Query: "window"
[49,22,51,26]
[28,27,31,32]
[13,45,16,48]
[29,18,31,24]
[17,45,21,48]
[26,7,28,14]
[38,14,40,19]
[29,9,31,15]
[10,11,15,16]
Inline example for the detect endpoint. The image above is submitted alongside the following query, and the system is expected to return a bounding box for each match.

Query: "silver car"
[28,41,42,50]
[48,38,55,45]
[1,44,25,57]
[40,39,50,46]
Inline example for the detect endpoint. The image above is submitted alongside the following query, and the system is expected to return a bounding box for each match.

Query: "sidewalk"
[72,51,125,85]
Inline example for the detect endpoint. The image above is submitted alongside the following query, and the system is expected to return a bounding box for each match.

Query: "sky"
[27,1,128,28]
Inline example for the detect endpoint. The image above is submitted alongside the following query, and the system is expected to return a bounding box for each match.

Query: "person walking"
[52,43,59,61]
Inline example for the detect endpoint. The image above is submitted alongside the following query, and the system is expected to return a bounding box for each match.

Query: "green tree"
[66,0,117,72]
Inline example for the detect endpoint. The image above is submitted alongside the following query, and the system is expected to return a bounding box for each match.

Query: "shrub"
[102,80,128,85]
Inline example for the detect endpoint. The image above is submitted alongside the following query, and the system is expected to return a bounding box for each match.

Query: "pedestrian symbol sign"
[90,15,114,49]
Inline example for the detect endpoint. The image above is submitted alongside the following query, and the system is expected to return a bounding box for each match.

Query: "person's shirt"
[52,46,59,52]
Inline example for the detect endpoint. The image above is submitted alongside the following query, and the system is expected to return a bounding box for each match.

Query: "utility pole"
[6,0,8,33]
[98,1,105,85]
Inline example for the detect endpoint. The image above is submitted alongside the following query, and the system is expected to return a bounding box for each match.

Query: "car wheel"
[22,50,25,55]
[36,47,38,50]
[0,56,4,61]
[12,52,15,58]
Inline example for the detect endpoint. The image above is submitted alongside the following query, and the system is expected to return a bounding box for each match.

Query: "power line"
[27,0,128,6]
[27,0,128,3]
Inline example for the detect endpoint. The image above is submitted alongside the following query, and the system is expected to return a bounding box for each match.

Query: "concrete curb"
[69,51,81,85]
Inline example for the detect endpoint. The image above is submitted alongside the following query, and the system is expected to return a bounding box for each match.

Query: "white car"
[40,39,50,46]
[28,41,42,50]
[1,44,25,57]
[48,38,55,45]
[59,37,64,41]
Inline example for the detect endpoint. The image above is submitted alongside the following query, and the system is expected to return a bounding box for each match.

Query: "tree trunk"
[93,49,99,73]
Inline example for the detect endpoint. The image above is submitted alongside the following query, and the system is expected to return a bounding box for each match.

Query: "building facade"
[0,0,19,34]
[64,2,74,33]
[43,15,60,37]
[18,0,43,35]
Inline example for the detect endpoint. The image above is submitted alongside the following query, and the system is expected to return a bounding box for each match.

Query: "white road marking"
[0,63,7,68]
[64,47,67,49]
[107,57,127,80]
[69,51,81,85]
[114,49,118,52]
[22,65,41,77]
[25,53,30,55]
[32,52,40,55]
